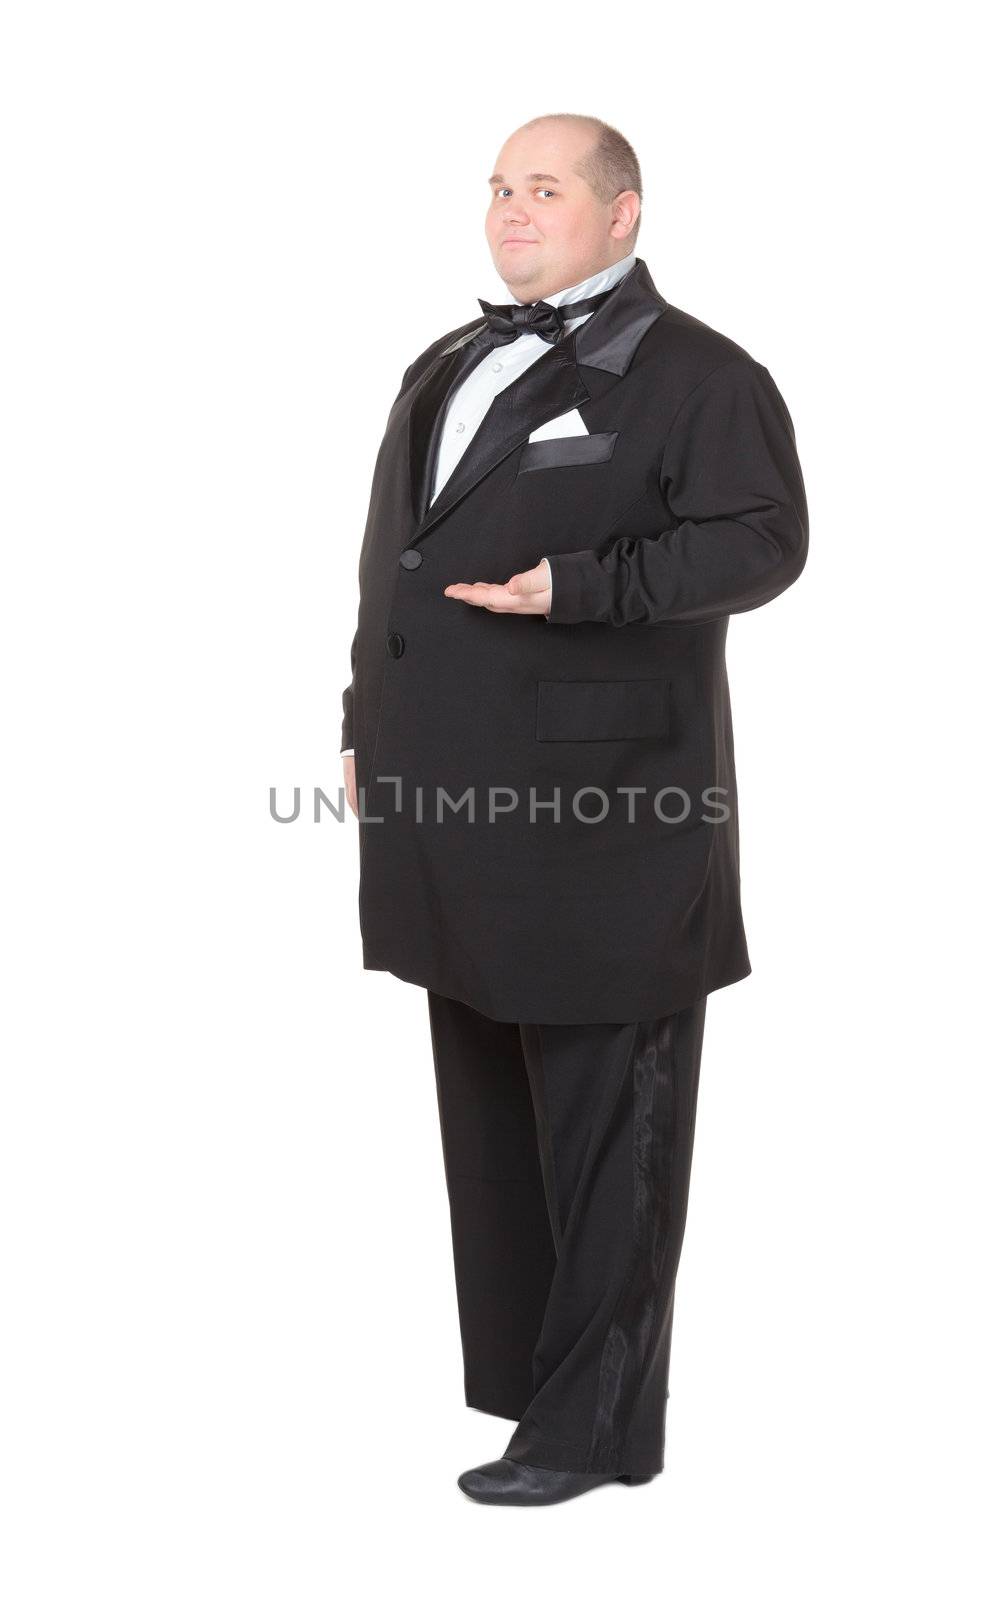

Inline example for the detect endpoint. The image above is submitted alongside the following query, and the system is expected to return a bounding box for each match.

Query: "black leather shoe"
[457,1458,655,1506]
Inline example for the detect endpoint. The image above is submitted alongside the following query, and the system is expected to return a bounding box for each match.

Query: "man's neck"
[507,249,637,307]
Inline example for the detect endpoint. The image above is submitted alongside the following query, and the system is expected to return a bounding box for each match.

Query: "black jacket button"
[386,632,405,658]
[399,548,423,570]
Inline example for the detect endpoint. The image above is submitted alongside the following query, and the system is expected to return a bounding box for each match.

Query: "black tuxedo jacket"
[340,258,808,1023]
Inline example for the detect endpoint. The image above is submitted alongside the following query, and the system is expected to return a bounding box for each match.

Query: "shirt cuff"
[540,555,552,621]
[540,550,599,625]
[340,748,355,757]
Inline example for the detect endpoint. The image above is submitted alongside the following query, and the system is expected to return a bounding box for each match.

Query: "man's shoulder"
[640,300,763,390]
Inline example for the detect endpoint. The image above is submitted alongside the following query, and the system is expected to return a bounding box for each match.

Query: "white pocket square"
[527,408,589,443]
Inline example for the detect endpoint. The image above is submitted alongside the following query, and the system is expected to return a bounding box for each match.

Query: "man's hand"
[343,754,358,818]
[444,559,550,616]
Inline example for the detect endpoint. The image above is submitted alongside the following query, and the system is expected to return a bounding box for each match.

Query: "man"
[339,113,807,1505]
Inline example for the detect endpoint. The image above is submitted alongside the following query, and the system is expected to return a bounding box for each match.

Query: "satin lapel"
[408,259,668,541]
[571,258,667,376]
[408,329,488,526]
[412,337,591,541]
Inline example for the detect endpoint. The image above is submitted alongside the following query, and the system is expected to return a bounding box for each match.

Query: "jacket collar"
[573,255,668,375]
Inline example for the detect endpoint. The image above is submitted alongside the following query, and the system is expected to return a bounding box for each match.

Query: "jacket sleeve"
[544,356,808,626]
[338,352,430,756]
[340,625,358,754]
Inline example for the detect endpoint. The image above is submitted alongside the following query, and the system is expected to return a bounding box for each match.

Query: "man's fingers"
[444,563,550,614]
[444,581,524,610]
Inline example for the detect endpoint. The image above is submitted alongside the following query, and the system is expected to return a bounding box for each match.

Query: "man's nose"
[501,200,531,225]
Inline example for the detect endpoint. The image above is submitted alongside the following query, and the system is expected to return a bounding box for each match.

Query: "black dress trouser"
[427,989,707,1478]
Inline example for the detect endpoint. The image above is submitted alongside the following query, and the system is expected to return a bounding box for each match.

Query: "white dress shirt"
[341,251,637,756]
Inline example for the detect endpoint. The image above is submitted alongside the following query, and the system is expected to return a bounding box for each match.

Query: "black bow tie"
[477,285,617,347]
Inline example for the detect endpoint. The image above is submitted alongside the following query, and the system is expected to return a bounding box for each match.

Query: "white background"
[1,2,989,1594]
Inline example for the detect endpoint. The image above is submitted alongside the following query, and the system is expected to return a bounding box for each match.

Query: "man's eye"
[494,187,511,199]
[537,189,555,199]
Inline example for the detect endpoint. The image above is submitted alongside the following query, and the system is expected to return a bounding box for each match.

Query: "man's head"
[486,114,642,303]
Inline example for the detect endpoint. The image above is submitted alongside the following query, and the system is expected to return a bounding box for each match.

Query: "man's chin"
[496,257,543,293]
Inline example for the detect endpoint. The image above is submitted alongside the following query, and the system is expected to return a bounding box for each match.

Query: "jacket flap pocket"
[536,678,670,742]
[518,431,619,474]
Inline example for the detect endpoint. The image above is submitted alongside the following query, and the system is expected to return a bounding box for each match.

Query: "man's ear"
[610,190,640,243]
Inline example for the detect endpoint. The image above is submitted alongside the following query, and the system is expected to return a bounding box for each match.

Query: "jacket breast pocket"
[536,678,670,742]
[517,430,619,475]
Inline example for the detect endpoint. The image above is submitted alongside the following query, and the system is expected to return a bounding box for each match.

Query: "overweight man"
[339,112,808,1506]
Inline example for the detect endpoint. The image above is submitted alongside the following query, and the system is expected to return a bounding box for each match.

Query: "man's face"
[485,122,631,302]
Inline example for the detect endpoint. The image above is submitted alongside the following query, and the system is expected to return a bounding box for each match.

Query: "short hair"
[519,113,642,243]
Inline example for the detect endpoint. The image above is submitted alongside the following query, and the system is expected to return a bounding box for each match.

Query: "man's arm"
[543,357,807,626]
[340,625,358,753]
[338,342,453,755]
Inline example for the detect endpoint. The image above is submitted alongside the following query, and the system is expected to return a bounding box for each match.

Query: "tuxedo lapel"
[407,257,669,542]
[408,328,488,527]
